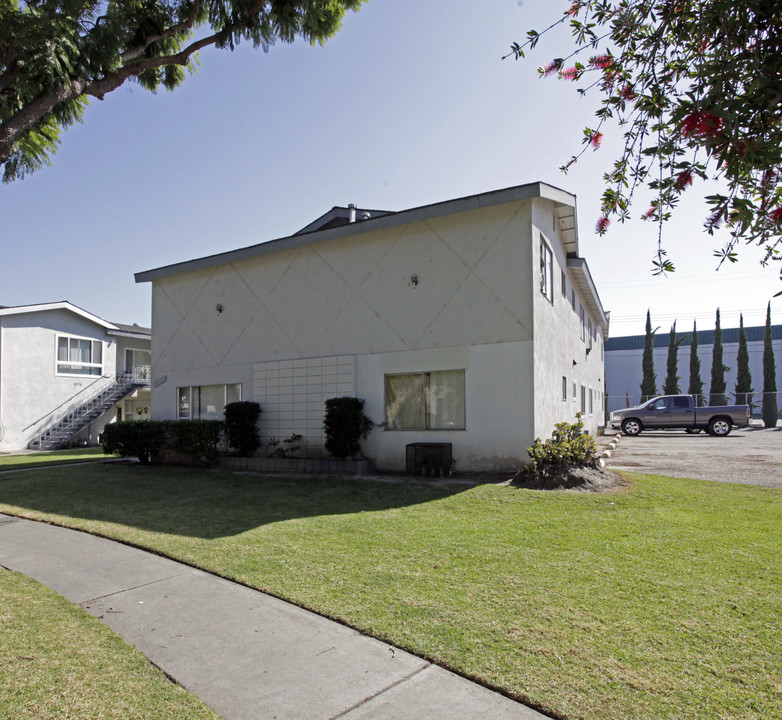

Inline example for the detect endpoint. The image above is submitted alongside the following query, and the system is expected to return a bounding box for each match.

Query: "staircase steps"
[29,374,144,451]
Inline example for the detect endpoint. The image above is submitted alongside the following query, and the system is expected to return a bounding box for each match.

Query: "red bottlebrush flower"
[567,2,582,16]
[675,169,694,189]
[590,55,612,70]
[591,132,603,148]
[643,207,656,219]
[770,207,782,225]
[560,66,579,80]
[596,216,610,233]
[619,84,637,100]
[542,61,560,77]
[681,111,724,139]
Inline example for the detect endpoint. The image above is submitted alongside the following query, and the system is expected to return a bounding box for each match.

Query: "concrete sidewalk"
[0,514,548,720]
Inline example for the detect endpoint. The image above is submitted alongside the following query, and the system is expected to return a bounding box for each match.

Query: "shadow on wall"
[0,463,470,540]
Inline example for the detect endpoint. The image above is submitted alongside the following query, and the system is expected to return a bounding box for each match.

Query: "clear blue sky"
[1,0,779,336]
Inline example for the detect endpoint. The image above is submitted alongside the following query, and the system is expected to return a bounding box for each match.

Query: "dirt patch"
[510,466,628,492]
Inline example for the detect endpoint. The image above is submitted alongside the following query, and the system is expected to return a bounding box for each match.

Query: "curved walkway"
[0,513,547,720]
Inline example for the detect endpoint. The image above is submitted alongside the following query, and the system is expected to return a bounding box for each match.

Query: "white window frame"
[56,334,103,377]
[177,384,241,420]
[540,236,554,302]
[384,370,466,431]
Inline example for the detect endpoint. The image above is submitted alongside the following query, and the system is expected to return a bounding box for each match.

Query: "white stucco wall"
[531,201,606,440]
[148,199,542,469]
[0,309,118,451]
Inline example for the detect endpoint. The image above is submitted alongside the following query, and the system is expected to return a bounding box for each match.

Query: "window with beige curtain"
[385,370,465,430]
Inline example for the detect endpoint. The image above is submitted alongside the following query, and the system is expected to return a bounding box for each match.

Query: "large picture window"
[178,384,241,420]
[56,336,103,376]
[385,370,465,430]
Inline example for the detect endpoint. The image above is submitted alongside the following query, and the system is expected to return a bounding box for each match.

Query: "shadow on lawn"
[0,462,470,539]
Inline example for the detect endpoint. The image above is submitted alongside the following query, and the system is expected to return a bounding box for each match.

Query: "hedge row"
[101,420,223,465]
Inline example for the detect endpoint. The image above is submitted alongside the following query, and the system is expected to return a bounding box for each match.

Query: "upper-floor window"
[540,237,554,302]
[385,370,465,430]
[561,270,567,297]
[579,304,586,341]
[56,335,103,376]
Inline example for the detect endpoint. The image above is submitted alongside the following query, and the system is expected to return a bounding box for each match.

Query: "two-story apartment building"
[135,183,608,472]
[0,302,151,451]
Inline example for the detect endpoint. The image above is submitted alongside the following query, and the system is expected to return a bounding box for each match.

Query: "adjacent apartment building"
[0,302,151,451]
[135,183,609,472]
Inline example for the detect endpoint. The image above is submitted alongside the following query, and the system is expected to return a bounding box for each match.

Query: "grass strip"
[1,465,780,720]
[0,448,107,471]
[0,568,220,720]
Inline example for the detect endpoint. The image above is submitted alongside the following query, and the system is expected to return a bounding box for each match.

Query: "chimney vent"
[348,204,357,223]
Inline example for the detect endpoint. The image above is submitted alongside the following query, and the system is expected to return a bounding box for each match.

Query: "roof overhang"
[566,258,609,337]
[135,182,578,284]
[0,302,117,330]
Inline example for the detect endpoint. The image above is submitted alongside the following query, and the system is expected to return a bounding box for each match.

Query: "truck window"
[672,397,690,409]
[651,398,668,410]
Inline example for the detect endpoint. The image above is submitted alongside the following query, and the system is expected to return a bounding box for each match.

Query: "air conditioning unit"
[406,442,453,476]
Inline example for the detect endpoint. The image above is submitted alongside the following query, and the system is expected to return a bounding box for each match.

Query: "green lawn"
[0,569,220,720]
[1,464,780,720]
[0,447,107,471]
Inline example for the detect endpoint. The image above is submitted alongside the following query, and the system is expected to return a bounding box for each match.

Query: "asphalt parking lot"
[603,426,782,488]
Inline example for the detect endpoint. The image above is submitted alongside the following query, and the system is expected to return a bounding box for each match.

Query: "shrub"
[224,401,261,456]
[101,421,167,465]
[524,414,598,482]
[323,397,373,460]
[163,420,223,466]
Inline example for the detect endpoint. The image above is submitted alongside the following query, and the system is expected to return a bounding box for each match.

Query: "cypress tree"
[762,302,778,428]
[640,309,657,402]
[663,321,684,395]
[734,314,753,406]
[709,308,728,406]
[688,321,704,407]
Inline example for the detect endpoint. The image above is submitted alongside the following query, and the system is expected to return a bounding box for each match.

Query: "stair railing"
[26,371,140,449]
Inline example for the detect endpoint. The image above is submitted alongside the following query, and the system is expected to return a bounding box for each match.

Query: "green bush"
[101,421,167,465]
[323,397,373,460]
[101,420,223,466]
[224,401,261,456]
[163,420,223,466]
[525,414,598,481]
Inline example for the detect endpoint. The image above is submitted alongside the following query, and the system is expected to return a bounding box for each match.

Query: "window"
[57,335,103,376]
[572,381,577,402]
[540,237,554,302]
[561,270,567,297]
[562,376,568,401]
[581,385,586,414]
[589,388,594,415]
[178,384,241,420]
[570,288,576,311]
[385,370,465,430]
[579,304,586,341]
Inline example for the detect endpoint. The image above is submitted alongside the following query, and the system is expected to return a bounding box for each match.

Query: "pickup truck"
[609,395,750,437]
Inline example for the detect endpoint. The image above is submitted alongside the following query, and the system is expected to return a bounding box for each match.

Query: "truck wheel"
[621,419,642,436]
[708,418,732,437]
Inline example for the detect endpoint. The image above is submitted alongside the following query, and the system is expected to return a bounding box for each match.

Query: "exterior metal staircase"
[28,369,150,451]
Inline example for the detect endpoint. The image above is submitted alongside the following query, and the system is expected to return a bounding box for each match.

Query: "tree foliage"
[640,308,657,401]
[509,1,782,279]
[0,0,364,181]
[662,320,684,395]
[687,320,704,406]
[734,314,753,406]
[762,301,778,427]
[709,308,728,406]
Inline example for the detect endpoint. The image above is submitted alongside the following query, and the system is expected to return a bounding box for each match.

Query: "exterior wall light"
[216,304,224,314]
